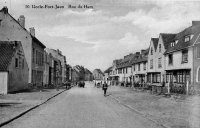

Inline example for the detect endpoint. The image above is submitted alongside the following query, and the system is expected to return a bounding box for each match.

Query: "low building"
[117,54,134,86]
[0,41,29,94]
[132,49,148,85]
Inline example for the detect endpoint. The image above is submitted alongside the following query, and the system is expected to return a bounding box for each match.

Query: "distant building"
[104,67,112,84]
[66,64,72,81]
[84,68,93,81]
[45,48,67,85]
[93,69,104,81]
[0,41,29,94]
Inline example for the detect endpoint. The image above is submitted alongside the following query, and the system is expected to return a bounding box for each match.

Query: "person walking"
[102,81,108,96]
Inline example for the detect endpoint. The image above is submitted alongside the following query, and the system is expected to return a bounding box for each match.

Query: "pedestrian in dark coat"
[102,81,108,96]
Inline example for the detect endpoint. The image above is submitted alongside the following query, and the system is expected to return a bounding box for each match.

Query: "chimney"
[2,6,8,14]
[136,52,140,55]
[18,15,25,28]
[29,27,35,36]
[192,21,200,26]
[141,49,145,54]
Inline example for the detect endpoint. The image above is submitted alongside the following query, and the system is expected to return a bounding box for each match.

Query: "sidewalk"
[108,86,200,128]
[0,88,66,126]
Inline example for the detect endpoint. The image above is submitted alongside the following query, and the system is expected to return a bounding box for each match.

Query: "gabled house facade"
[164,21,200,93]
[93,69,104,81]
[0,41,29,94]
[0,7,46,86]
[108,59,121,85]
[153,33,177,85]
[146,38,159,83]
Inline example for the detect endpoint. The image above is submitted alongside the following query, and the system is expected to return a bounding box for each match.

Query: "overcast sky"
[1,0,200,71]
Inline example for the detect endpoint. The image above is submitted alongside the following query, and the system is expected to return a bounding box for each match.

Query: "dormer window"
[175,40,178,44]
[190,34,194,39]
[171,42,175,47]
[159,44,161,52]
[151,48,153,55]
[184,35,190,42]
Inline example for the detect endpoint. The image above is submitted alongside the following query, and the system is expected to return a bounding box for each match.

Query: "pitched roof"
[160,33,177,49]
[151,38,159,51]
[0,41,18,71]
[94,69,104,74]
[117,53,136,68]
[104,66,112,73]
[165,24,200,54]
[0,7,46,48]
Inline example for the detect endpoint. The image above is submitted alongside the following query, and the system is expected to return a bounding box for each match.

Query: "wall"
[7,44,29,92]
[147,40,156,72]
[165,48,193,70]
[0,12,32,83]
[0,72,8,94]
[45,48,66,83]
[32,39,45,85]
[43,51,49,85]
[193,43,200,89]
[165,47,193,83]
[154,36,167,82]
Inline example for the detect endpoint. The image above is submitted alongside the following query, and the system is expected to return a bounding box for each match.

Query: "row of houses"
[71,65,93,82]
[105,21,200,94]
[0,7,72,94]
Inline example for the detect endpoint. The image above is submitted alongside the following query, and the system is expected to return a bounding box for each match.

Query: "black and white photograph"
[0,0,200,128]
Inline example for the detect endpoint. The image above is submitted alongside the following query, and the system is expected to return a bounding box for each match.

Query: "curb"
[109,94,170,128]
[0,89,66,127]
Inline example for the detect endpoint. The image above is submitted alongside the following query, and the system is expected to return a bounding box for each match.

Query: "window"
[158,57,162,68]
[152,73,161,83]
[197,45,200,59]
[150,59,153,69]
[138,63,140,71]
[133,64,135,71]
[22,59,24,69]
[15,58,19,68]
[147,74,151,83]
[171,42,175,47]
[32,48,35,63]
[182,50,188,63]
[143,62,146,70]
[198,67,200,82]
[168,54,173,65]
[184,35,190,42]
[151,48,153,55]
[175,40,178,44]
[159,44,161,52]
[166,70,190,84]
